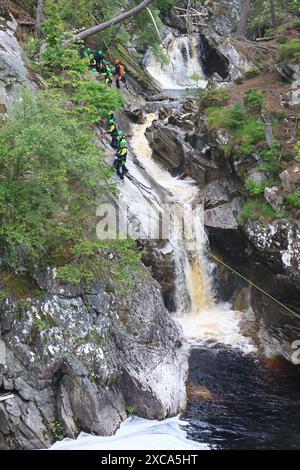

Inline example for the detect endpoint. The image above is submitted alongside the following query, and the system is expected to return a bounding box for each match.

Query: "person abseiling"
[114,139,128,180]
[89,54,97,70]
[114,60,127,89]
[94,50,105,68]
[103,64,113,85]
[107,119,119,148]
[116,130,124,148]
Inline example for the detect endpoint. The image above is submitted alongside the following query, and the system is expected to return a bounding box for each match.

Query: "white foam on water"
[177,303,257,354]
[50,416,208,450]
[146,35,207,90]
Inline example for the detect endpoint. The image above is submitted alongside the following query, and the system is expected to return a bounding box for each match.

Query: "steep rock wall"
[0,12,188,449]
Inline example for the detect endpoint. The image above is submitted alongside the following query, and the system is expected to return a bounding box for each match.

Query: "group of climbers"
[83,48,127,89]
[106,113,128,181]
[82,48,128,180]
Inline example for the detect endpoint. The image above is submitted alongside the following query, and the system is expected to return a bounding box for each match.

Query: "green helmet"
[117,131,123,137]
[86,48,91,52]
[120,139,127,147]
[98,50,103,55]
[83,51,88,57]
[108,119,115,124]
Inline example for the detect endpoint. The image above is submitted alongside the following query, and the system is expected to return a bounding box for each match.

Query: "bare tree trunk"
[64,0,154,46]
[237,0,252,38]
[35,0,44,36]
[270,0,277,28]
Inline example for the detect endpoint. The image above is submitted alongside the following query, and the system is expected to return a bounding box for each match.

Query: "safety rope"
[203,248,300,321]
[92,51,299,322]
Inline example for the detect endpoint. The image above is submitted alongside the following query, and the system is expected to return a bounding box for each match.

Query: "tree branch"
[64,0,154,46]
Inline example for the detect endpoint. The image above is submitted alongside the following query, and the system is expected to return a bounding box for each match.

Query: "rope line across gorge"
[91,53,299,322]
[203,249,300,321]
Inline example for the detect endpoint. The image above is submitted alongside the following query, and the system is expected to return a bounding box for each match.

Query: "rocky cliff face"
[0,268,187,449]
[144,99,300,363]
[0,7,34,116]
[0,12,188,449]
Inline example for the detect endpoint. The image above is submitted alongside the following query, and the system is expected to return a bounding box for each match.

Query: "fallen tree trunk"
[64,0,154,46]
[256,35,279,42]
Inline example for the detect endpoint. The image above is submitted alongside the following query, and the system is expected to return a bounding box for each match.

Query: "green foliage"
[245,178,268,197]
[207,103,265,157]
[0,91,112,270]
[244,89,265,111]
[292,18,300,31]
[277,35,288,44]
[48,421,66,441]
[42,0,164,59]
[0,291,7,301]
[35,319,47,332]
[287,0,300,15]
[284,189,300,207]
[57,239,144,292]
[126,406,135,415]
[156,0,176,16]
[244,67,260,79]
[72,81,125,123]
[259,143,283,176]
[0,272,44,299]
[24,36,40,59]
[234,76,244,85]
[236,118,265,156]
[295,141,300,162]
[198,87,231,110]
[279,39,300,63]
[240,199,286,222]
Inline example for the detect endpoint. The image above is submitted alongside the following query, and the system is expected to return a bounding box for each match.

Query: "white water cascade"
[130,113,256,354]
[49,114,256,453]
[145,33,207,90]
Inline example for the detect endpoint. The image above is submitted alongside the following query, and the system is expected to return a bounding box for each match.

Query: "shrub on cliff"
[259,143,283,176]
[244,89,265,111]
[240,199,286,222]
[0,92,109,266]
[284,189,300,208]
[279,39,300,63]
[0,91,142,289]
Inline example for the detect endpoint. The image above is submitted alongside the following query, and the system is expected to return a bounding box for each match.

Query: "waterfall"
[145,33,207,90]
[130,114,213,315]
[130,114,256,353]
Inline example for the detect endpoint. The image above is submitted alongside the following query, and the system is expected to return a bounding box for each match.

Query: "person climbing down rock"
[94,50,105,68]
[89,53,97,70]
[115,139,128,180]
[82,47,91,58]
[107,119,119,148]
[117,130,124,148]
[114,60,127,89]
[103,64,113,85]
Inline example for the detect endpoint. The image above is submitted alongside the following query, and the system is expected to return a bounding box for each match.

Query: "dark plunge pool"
[184,345,300,450]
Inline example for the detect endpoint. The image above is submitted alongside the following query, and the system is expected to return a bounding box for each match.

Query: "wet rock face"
[145,113,219,184]
[0,269,188,449]
[148,97,300,362]
[140,241,176,312]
